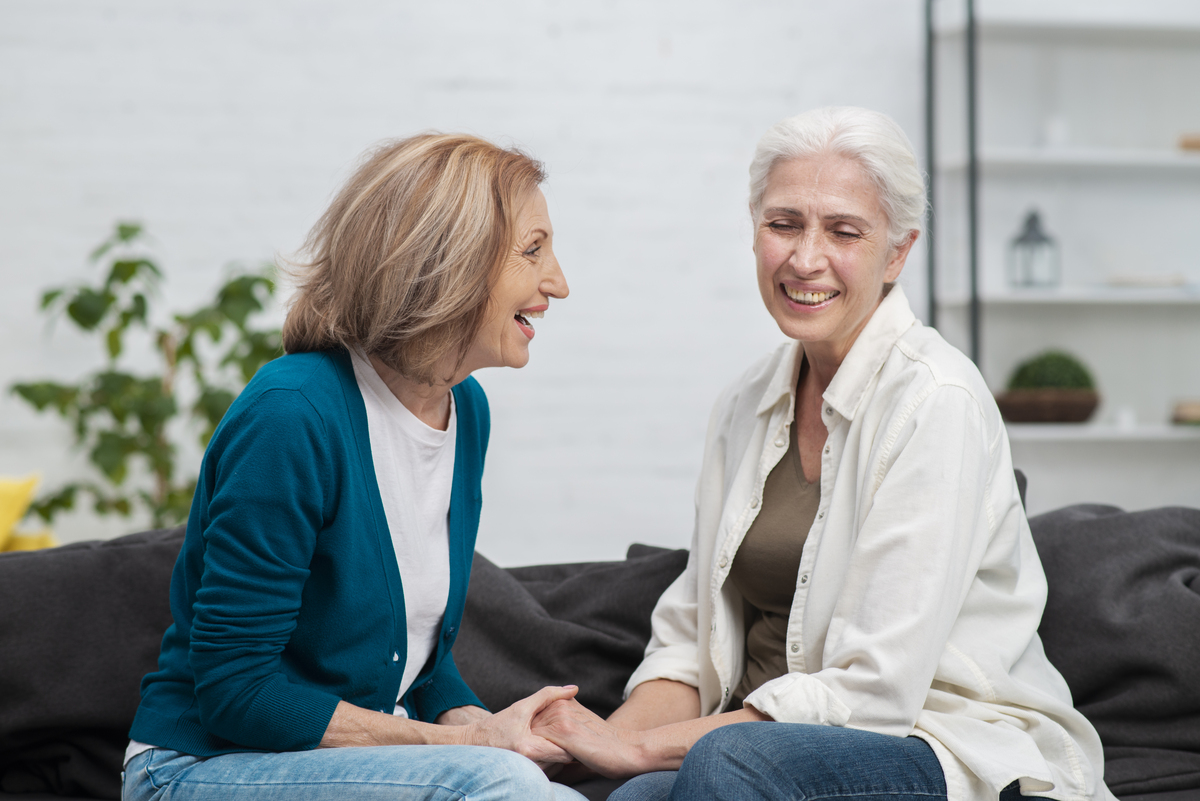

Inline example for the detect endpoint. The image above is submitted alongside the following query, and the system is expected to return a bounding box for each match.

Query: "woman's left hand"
[532,698,648,779]
[435,705,492,726]
[459,686,580,771]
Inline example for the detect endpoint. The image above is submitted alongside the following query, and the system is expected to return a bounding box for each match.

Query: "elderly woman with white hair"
[533,108,1115,801]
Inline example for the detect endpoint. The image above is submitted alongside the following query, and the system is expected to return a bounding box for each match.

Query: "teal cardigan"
[129,349,488,755]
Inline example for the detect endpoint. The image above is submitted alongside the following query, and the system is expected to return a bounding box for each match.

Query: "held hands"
[455,686,580,771]
[531,698,648,779]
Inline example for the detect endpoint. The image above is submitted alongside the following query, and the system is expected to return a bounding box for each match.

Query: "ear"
[749,203,759,254]
[883,230,919,283]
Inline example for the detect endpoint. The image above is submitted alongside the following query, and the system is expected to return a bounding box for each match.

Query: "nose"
[792,230,827,276]
[541,250,569,299]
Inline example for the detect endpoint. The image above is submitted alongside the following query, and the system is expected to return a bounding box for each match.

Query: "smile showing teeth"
[514,309,544,329]
[784,286,837,305]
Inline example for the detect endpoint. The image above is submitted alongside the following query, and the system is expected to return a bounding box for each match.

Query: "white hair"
[748,107,926,250]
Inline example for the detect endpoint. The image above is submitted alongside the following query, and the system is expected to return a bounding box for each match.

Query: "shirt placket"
[709,400,794,709]
[785,401,841,675]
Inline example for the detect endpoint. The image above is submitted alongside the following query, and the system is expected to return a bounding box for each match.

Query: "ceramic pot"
[996,388,1099,423]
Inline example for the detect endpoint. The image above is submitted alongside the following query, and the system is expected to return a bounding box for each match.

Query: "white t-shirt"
[349,348,455,718]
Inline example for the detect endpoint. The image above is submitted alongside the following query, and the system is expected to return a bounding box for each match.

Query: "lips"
[513,307,544,339]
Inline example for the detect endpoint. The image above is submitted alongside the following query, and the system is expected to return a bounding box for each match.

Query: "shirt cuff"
[742,672,852,726]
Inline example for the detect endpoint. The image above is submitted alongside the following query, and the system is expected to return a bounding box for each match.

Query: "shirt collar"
[824,284,917,421]
[754,284,918,421]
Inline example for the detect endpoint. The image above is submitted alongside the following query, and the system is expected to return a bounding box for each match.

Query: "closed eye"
[524,244,542,257]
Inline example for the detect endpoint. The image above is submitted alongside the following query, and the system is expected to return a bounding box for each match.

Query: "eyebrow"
[823,213,871,226]
[762,207,871,227]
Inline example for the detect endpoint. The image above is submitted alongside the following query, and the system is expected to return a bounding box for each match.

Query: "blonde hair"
[283,133,546,383]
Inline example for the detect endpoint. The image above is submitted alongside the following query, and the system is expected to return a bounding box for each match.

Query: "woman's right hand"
[458,685,580,771]
[532,698,650,778]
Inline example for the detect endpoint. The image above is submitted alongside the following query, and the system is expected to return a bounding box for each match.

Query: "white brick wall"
[0,0,930,563]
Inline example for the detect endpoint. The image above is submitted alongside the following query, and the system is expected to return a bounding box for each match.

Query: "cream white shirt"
[626,286,1114,801]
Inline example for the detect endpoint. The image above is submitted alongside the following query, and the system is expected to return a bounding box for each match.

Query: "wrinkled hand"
[460,686,579,771]
[532,698,646,779]
[436,705,492,726]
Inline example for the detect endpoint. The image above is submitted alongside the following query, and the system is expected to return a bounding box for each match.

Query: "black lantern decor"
[1008,210,1060,288]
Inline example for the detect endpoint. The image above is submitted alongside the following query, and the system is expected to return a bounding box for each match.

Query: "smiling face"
[459,187,568,374]
[754,153,916,370]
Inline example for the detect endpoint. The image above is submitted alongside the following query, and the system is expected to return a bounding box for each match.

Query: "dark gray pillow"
[0,526,185,800]
[455,544,689,719]
[1031,504,1200,800]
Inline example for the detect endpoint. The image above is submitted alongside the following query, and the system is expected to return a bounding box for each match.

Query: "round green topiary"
[1007,350,1095,391]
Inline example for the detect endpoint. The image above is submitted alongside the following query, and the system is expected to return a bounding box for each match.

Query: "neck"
[801,290,888,391]
[368,354,455,431]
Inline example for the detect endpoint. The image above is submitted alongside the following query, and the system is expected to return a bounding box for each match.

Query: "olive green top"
[728,418,819,707]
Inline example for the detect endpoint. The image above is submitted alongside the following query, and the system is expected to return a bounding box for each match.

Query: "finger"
[521,737,574,765]
[532,685,579,704]
[530,698,576,727]
[520,685,579,716]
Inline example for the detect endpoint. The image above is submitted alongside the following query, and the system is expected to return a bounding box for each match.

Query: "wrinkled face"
[461,188,568,373]
[754,154,914,366]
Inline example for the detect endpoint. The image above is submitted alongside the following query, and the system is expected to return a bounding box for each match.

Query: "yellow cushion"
[0,474,47,551]
[3,529,58,552]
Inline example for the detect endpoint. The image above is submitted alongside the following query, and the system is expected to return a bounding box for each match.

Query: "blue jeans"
[123,746,588,801]
[610,723,946,801]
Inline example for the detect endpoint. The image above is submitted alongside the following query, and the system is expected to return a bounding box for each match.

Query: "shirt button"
[790,643,800,653]
[392,652,399,662]
[824,445,830,455]
[775,436,786,447]
[825,406,833,416]
[750,496,760,508]
[799,573,809,584]
[719,555,729,568]
[818,511,824,519]
[711,622,716,633]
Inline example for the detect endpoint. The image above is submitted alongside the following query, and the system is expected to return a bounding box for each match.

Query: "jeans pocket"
[143,750,203,792]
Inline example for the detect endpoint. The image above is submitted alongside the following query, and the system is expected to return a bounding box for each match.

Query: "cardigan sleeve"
[409,651,486,721]
[188,388,342,751]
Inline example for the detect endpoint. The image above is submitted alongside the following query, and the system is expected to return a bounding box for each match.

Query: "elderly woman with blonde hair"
[535,108,1116,801]
[121,134,587,800]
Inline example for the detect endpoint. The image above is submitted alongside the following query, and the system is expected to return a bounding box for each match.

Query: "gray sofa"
[1,503,1197,801]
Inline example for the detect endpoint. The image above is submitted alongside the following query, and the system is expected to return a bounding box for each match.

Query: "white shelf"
[933,1,1200,42]
[938,286,1200,307]
[1007,423,1200,443]
[937,21,1200,46]
[938,148,1200,176]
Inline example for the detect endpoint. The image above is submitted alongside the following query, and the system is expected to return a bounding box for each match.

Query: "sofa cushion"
[0,526,185,800]
[1031,504,1200,800]
[0,533,684,800]
[455,543,689,719]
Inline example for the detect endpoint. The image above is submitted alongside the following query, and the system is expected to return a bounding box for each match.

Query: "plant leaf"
[11,381,79,414]
[66,288,114,330]
[40,288,65,309]
[90,431,136,483]
[116,222,143,242]
[106,327,123,359]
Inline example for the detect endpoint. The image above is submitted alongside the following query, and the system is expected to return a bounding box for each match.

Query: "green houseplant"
[996,350,1099,423]
[10,223,282,528]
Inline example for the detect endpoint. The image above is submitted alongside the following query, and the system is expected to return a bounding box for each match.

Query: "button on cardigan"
[130,349,488,756]
[625,287,1114,801]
